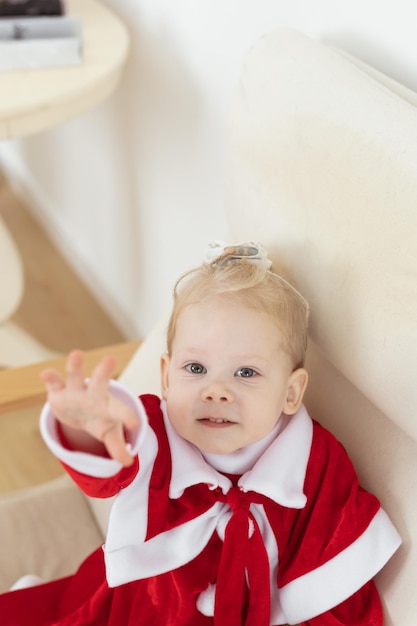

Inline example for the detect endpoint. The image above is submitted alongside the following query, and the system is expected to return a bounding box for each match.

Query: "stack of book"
[0,0,82,71]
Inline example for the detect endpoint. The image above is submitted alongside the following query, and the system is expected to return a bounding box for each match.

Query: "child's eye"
[235,367,257,378]
[185,363,207,374]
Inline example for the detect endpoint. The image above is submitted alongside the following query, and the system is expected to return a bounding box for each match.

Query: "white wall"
[1,0,417,339]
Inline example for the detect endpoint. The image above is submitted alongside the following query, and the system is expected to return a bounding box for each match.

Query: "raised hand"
[40,350,139,466]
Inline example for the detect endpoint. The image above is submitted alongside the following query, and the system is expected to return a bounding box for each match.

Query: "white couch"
[1,29,416,626]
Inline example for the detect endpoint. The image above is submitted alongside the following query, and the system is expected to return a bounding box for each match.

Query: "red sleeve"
[268,420,399,623]
[301,581,383,625]
[56,420,140,498]
[60,457,140,498]
[277,422,380,584]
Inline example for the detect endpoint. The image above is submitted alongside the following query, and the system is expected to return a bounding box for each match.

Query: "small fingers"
[40,368,66,393]
[89,356,116,394]
[100,400,139,466]
[116,400,140,432]
[66,350,86,390]
[103,426,135,467]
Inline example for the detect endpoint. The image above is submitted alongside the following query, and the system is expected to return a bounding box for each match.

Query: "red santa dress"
[0,382,401,625]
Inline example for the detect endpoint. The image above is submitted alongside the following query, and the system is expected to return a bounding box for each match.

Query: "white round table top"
[0,0,129,139]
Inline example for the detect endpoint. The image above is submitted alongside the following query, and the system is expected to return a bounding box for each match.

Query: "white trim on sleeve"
[277,507,401,624]
[39,379,149,478]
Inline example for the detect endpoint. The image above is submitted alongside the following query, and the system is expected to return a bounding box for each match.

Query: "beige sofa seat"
[0,476,103,591]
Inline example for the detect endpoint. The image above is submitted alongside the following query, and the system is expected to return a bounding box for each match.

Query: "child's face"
[161,297,307,455]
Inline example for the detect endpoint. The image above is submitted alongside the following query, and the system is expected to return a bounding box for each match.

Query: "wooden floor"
[0,173,126,354]
[0,172,133,493]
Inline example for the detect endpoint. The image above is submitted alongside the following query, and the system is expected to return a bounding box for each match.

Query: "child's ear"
[284,368,308,415]
[160,353,171,399]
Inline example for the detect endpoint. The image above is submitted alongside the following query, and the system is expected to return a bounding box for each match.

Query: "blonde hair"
[167,259,309,369]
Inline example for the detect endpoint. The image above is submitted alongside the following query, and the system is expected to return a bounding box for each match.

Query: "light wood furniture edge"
[0,339,141,414]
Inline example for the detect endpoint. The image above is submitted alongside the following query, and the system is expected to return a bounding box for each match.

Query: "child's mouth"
[199,418,235,427]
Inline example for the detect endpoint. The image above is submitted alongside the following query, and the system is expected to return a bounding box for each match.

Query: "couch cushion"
[0,475,103,592]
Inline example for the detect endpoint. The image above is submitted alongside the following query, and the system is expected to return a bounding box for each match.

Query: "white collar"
[104,401,313,593]
[202,419,284,474]
[162,401,313,509]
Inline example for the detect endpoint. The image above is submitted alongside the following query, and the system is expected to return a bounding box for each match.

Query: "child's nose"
[201,381,233,403]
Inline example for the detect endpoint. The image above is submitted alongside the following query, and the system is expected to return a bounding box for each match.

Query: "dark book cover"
[0,0,64,17]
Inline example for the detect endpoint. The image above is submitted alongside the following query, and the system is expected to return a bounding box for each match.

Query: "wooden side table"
[0,0,129,367]
[0,0,130,138]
